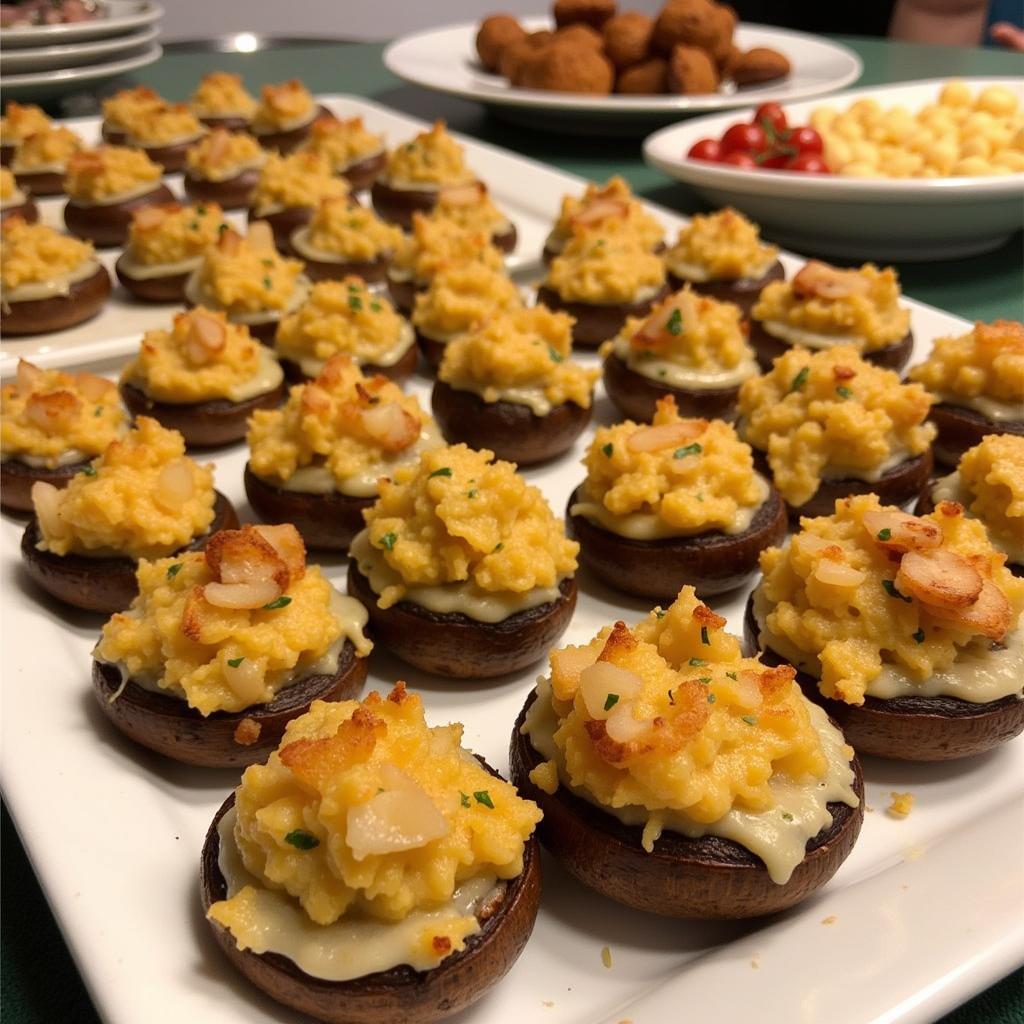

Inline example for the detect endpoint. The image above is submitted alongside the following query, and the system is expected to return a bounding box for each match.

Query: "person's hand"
[990,21,1024,50]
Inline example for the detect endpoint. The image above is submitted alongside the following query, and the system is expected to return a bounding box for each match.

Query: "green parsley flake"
[94,406,103,417]
[673,443,702,459]
[459,792,471,808]
[379,532,397,551]
[284,829,319,850]
[882,579,912,602]
[782,812,794,822]
[725,671,738,681]
[428,467,453,478]
[603,693,620,711]
[700,625,710,645]
[227,656,245,668]
[349,295,363,312]
[707,693,717,704]
[697,676,711,684]
[601,442,613,457]
[877,528,892,541]
[467,489,478,498]
[666,308,683,336]
[741,715,758,726]
[688,657,706,667]
[473,790,494,809]
[263,596,292,610]
[196,204,207,215]
[166,563,183,580]
[262,276,272,289]
[261,258,274,267]
[788,367,810,393]
[655,609,666,619]
[835,385,853,400]
[548,346,564,363]
[370,301,382,312]
[913,627,926,644]
[80,465,97,476]
[493,542,503,552]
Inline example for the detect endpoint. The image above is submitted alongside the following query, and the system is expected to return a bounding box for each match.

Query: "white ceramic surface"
[0,24,160,73]
[2,94,1022,1024]
[0,43,163,101]
[384,18,862,129]
[643,76,1024,261]
[0,0,163,48]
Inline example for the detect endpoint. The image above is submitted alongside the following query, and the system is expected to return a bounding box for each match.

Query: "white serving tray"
[2,95,1022,1024]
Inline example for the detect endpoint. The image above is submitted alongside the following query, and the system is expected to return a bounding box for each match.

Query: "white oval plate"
[0,42,162,101]
[0,24,160,73]
[384,18,862,127]
[643,76,1024,261]
[0,0,162,48]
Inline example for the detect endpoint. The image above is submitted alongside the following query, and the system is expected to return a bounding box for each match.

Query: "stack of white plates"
[1,1,163,103]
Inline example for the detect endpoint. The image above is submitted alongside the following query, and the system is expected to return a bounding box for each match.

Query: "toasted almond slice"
[439,181,486,208]
[31,481,66,540]
[360,402,420,452]
[604,699,650,743]
[813,557,867,588]
[792,260,870,301]
[153,459,196,512]
[75,371,112,402]
[132,204,172,232]
[25,389,82,433]
[627,419,707,454]
[222,656,266,703]
[924,578,1013,640]
[217,227,243,254]
[579,661,643,719]
[895,549,983,609]
[549,644,599,701]
[252,523,306,582]
[346,783,449,860]
[247,220,275,252]
[571,197,628,228]
[862,510,941,554]
[203,579,282,610]
[205,526,290,589]
[16,359,44,393]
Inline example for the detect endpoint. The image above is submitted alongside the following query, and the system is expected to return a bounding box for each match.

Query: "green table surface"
[3,34,1023,1024]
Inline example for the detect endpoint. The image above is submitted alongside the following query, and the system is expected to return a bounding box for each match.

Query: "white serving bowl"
[643,76,1024,261]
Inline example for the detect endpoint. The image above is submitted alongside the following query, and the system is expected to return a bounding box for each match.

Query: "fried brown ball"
[521,39,614,93]
[731,47,792,85]
[476,14,528,72]
[709,3,737,63]
[666,43,720,94]
[602,11,654,68]
[553,0,616,30]
[652,0,720,54]
[498,30,554,81]
[719,41,743,76]
[554,22,605,50]
[616,56,668,94]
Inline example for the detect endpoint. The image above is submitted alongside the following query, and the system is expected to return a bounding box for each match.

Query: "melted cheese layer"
[214,806,499,981]
[934,392,1023,424]
[523,676,858,885]
[2,258,101,304]
[612,337,758,391]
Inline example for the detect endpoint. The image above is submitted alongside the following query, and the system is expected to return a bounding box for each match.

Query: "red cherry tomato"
[687,138,723,162]
[787,152,830,174]
[753,102,787,135]
[789,126,824,156]
[720,122,768,156]
[761,153,791,169]
[722,150,758,169]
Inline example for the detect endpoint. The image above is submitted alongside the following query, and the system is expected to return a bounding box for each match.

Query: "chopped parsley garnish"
[80,465,97,476]
[697,677,712,684]
[877,528,892,541]
[882,579,912,602]
[781,812,794,822]
[601,442,613,457]
[603,693,620,711]
[467,488,478,498]
[379,531,397,551]
[673,443,702,459]
[428,467,453,478]
[493,542,503,552]
[262,275,272,289]
[700,625,710,646]
[473,790,494,809]
[189,220,199,231]
[261,258,274,267]
[666,308,683,336]
[913,627,926,644]
[460,792,471,808]
[667,689,675,705]
[218,222,229,233]
[166,563,183,580]
[741,715,758,726]
[548,346,564,363]
[284,829,319,850]
[370,301,382,312]
[688,657,706,667]
[348,295,363,311]
[263,596,292,610]
[196,204,207,215]
[788,367,809,393]
[227,656,245,668]
[707,693,716,704]
[655,609,666,619]
[93,406,103,417]
[347,282,359,291]
[725,671,738,681]
[835,385,853,400]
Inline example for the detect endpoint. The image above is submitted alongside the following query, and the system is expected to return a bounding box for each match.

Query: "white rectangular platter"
[2,95,1022,1024]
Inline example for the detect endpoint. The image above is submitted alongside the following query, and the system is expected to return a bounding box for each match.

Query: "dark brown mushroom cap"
[743,593,1024,761]
[278,340,418,384]
[1,456,91,515]
[183,166,261,211]
[748,320,913,374]
[339,149,387,192]
[298,251,390,286]
[414,327,448,371]
[119,380,286,450]
[1,194,38,223]
[252,104,332,155]
[244,463,373,552]
[137,137,201,174]
[568,482,787,599]
[0,263,110,336]
[0,142,14,166]
[370,178,442,230]
[385,274,419,315]
[248,205,314,254]
[431,380,592,466]
[602,349,743,423]
[12,169,65,196]
[749,446,934,520]
[927,401,1024,468]
[510,690,864,918]
[536,282,670,349]
[115,255,192,303]
[201,781,541,1023]
[63,182,177,248]
[347,560,577,679]
[666,259,785,317]
[197,114,252,132]
[92,641,367,767]
[20,490,238,614]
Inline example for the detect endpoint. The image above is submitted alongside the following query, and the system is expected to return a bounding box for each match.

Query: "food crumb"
[821,915,837,926]
[864,804,875,813]
[750,955,761,969]
[233,716,261,746]
[887,792,914,818]
[541,1001,554,1008]
[601,945,613,969]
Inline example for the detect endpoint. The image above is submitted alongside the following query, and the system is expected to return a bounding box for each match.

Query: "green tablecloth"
[2,34,1023,1024]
